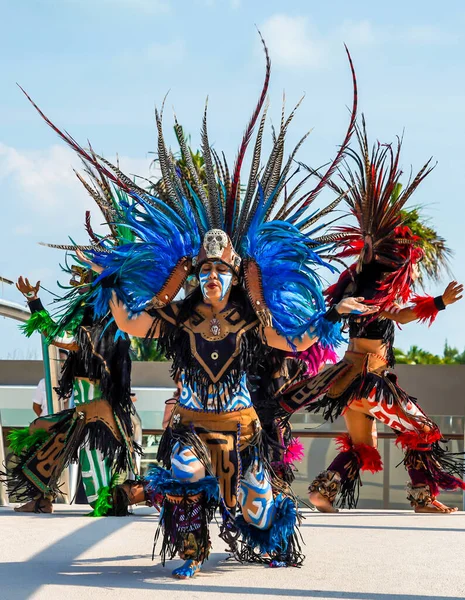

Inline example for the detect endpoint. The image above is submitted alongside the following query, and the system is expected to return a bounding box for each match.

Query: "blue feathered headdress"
[21,40,359,346]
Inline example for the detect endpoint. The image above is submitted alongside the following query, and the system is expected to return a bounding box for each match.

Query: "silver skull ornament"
[203,229,228,259]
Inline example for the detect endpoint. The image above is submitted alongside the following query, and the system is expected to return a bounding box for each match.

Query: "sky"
[0,0,464,359]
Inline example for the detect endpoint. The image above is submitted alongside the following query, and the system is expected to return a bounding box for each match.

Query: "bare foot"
[309,491,339,513]
[414,500,458,514]
[14,498,53,513]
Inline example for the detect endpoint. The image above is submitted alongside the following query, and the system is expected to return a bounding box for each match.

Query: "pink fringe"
[296,343,339,377]
[283,438,305,464]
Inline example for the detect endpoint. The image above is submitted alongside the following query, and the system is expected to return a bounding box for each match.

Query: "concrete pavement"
[1,506,464,600]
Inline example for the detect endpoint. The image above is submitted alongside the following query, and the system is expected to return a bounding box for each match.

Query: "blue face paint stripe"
[199,261,233,300]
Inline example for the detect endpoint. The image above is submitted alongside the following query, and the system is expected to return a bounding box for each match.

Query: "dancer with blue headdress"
[18,39,375,577]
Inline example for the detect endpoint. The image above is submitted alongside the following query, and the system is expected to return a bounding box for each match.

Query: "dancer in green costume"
[6,272,138,514]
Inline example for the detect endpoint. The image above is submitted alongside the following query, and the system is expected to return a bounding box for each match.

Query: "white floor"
[1,506,464,600]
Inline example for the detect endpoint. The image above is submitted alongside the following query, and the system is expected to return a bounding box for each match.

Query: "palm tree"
[394,342,465,365]
[130,337,167,362]
[390,182,453,286]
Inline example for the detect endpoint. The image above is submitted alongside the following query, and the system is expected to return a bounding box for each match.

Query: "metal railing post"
[41,335,54,416]
[130,409,143,478]
[382,437,390,509]
[0,412,8,505]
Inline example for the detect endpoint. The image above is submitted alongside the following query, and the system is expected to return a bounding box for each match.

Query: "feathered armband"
[20,310,56,338]
[410,294,445,326]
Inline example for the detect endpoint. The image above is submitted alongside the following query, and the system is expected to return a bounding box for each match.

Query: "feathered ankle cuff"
[146,467,220,565]
[234,495,304,567]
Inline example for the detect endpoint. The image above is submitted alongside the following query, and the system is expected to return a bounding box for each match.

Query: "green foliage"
[394,342,465,365]
[400,205,452,286]
[389,182,452,285]
[130,337,167,362]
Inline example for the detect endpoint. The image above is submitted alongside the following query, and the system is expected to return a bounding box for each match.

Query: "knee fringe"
[146,466,220,565]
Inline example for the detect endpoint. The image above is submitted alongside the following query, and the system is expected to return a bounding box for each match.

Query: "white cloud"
[66,0,171,14]
[261,15,326,69]
[339,19,377,47]
[0,142,155,224]
[0,141,159,337]
[260,15,457,70]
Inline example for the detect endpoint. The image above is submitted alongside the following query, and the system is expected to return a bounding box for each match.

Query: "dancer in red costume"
[278,120,464,513]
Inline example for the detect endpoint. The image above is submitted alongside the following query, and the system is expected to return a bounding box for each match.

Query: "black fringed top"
[150,302,267,412]
[348,315,396,366]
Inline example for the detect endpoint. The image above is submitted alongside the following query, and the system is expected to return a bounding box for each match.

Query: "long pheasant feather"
[224,33,271,235]
[281,45,358,220]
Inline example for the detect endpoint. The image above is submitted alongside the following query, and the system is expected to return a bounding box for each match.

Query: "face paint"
[199,261,233,300]
[199,270,212,298]
[217,270,233,300]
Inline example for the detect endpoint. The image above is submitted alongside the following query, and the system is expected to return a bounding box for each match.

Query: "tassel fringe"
[234,495,304,567]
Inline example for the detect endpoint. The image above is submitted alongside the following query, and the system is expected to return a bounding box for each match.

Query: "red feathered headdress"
[322,117,433,312]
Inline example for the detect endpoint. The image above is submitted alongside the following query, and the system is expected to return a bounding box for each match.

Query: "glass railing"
[137,414,464,509]
[3,411,463,510]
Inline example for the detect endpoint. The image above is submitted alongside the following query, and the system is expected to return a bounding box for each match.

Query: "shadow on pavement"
[0,555,463,600]
[301,522,465,533]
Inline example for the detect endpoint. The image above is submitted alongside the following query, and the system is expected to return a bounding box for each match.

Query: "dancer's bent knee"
[170,441,206,482]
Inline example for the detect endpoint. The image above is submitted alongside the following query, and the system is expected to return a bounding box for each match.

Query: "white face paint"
[199,270,212,299]
[217,270,233,300]
[199,261,233,301]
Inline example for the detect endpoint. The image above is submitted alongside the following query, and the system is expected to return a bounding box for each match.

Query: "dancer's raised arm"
[263,297,377,351]
[76,250,161,338]
[17,276,78,350]
[381,281,463,325]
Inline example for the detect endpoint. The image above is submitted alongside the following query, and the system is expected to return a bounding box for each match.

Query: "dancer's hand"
[335,297,378,316]
[16,276,40,300]
[76,249,104,274]
[442,281,463,306]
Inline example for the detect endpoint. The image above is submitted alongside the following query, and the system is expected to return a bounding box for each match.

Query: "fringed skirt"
[280,351,429,429]
[4,393,137,502]
[158,405,262,512]
[149,404,304,566]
